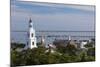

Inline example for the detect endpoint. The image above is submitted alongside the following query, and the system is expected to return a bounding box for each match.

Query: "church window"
[29,25,32,27]
[32,42,34,45]
[31,33,33,37]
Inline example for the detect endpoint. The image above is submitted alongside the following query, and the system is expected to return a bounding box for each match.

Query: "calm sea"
[11,31,95,44]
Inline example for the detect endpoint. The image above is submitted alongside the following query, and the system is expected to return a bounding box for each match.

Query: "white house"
[80,41,87,48]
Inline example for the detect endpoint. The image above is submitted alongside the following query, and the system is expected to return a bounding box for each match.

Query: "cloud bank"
[11,1,95,31]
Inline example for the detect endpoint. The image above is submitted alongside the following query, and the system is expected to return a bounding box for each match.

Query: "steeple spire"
[29,18,32,23]
[29,18,33,28]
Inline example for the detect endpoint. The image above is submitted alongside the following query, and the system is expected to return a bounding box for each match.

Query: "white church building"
[25,18,37,49]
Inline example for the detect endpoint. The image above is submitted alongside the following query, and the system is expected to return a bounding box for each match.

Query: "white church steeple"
[28,18,37,49]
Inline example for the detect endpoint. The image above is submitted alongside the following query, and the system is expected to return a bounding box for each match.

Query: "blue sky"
[11,0,95,31]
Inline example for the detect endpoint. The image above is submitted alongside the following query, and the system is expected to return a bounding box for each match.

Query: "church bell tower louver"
[28,18,37,49]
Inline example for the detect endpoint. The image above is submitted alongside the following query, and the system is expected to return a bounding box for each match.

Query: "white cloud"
[15,1,95,12]
[11,9,95,31]
[11,1,95,31]
[19,0,95,5]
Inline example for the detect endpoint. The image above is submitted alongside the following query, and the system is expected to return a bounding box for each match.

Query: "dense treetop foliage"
[11,41,95,66]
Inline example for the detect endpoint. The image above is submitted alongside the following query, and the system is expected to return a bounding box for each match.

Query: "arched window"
[32,42,34,45]
[31,33,33,37]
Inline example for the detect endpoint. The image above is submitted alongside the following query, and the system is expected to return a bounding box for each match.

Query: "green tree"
[66,43,77,56]
[11,43,25,50]
[84,42,94,48]
[79,51,88,62]
[87,47,95,56]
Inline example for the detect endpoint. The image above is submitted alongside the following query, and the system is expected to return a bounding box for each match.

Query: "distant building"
[45,43,56,53]
[40,34,45,46]
[53,39,68,47]
[53,38,78,48]
[79,40,88,48]
[68,35,71,41]
[69,40,78,48]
